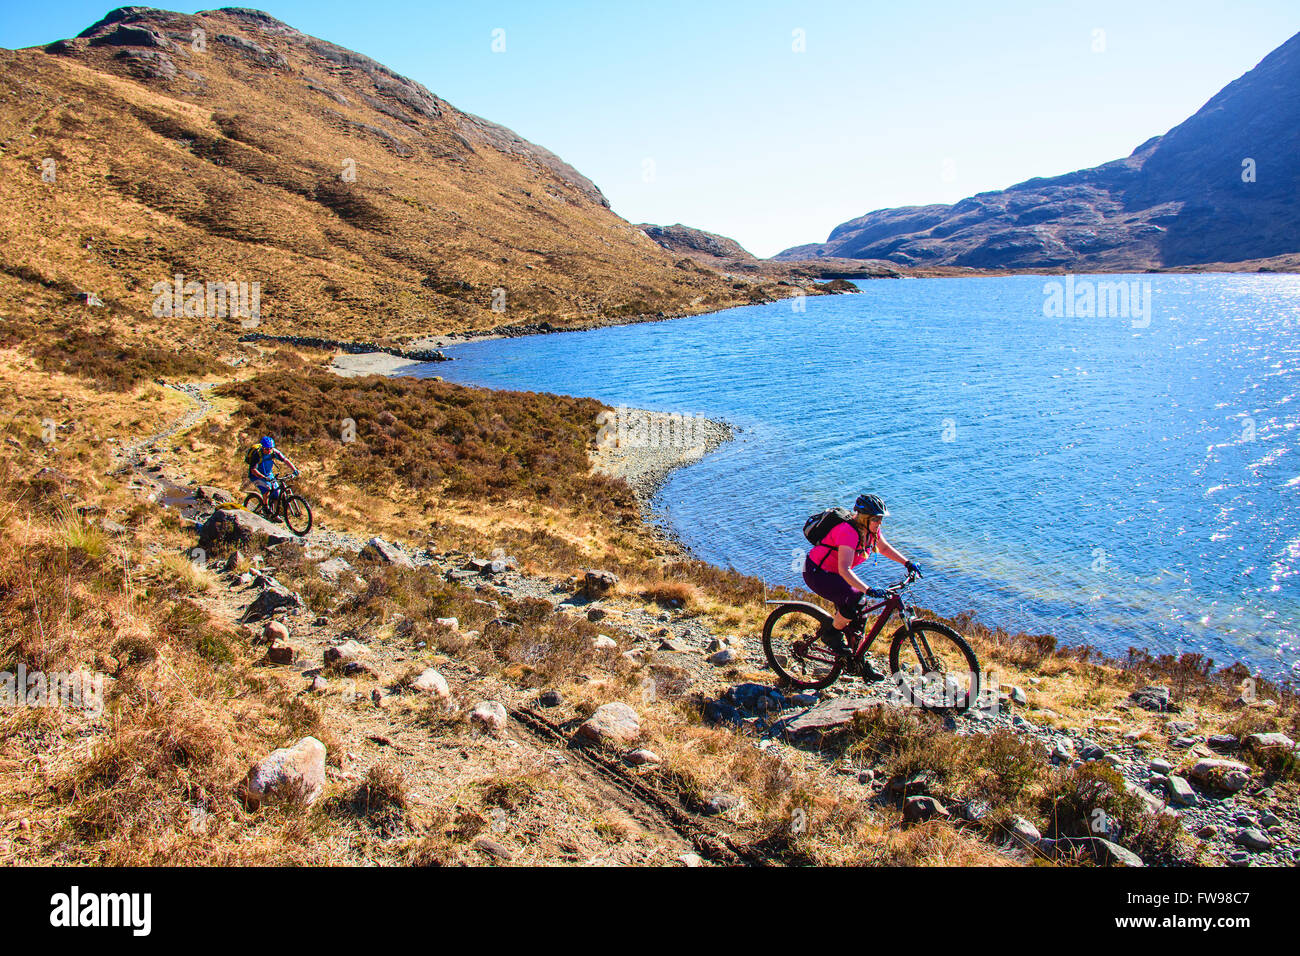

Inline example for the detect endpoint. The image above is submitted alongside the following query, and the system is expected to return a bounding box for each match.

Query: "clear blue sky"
[3,1,1296,256]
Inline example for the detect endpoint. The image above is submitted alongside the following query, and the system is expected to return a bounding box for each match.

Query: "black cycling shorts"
[803,556,867,619]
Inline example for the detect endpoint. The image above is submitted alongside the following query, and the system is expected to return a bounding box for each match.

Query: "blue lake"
[406,274,1300,679]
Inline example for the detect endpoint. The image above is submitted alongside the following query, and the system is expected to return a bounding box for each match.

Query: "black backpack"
[803,507,861,550]
[244,445,263,471]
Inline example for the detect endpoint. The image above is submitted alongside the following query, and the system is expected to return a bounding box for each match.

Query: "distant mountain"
[775,31,1300,271]
[0,6,794,345]
[636,223,758,264]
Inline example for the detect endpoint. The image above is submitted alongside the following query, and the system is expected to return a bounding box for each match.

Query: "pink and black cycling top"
[808,521,876,572]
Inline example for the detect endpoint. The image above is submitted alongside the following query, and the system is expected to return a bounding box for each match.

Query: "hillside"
[776,31,1300,270]
[0,6,809,351]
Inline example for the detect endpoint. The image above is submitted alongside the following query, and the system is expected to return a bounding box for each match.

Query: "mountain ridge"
[775,31,1300,270]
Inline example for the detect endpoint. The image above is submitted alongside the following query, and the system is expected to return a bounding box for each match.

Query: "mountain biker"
[803,493,921,675]
[246,436,299,517]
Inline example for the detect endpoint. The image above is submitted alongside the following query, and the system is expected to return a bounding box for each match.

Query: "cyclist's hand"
[864,587,887,599]
[905,560,922,578]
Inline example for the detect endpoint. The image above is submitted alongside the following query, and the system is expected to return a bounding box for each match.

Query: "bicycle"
[761,569,981,712]
[243,471,313,536]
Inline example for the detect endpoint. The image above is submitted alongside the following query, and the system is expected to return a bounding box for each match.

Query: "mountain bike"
[761,569,981,712]
[243,471,313,536]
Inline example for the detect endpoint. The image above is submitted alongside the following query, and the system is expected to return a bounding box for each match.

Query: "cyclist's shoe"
[855,658,890,683]
[818,623,852,658]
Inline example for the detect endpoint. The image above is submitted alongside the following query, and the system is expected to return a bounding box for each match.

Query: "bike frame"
[766,580,917,667]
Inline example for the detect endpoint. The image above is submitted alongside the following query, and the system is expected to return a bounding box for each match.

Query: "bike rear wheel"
[282,493,313,536]
[762,603,844,690]
[888,620,980,713]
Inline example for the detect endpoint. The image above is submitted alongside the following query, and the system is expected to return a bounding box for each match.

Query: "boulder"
[239,582,302,622]
[582,569,619,599]
[1043,836,1144,867]
[195,485,235,504]
[241,736,326,808]
[89,24,171,48]
[1129,685,1170,711]
[625,748,662,767]
[317,556,353,582]
[777,697,874,739]
[1165,775,1198,807]
[904,795,949,822]
[323,640,369,668]
[575,702,641,746]
[1189,758,1251,793]
[362,537,413,568]
[470,701,508,734]
[199,506,296,547]
[1243,732,1295,755]
[410,668,450,700]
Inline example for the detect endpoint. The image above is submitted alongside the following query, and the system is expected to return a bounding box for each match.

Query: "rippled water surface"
[407,274,1300,677]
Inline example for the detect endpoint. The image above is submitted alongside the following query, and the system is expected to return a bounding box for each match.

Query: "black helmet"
[854,493,888,517]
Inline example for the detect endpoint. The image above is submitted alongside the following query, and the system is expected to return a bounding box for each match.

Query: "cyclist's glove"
[904,560,922,577]
[863,587,887,599]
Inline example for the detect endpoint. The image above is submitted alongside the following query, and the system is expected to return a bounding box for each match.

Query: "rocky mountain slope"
[776,31,1300,271]
[0,6,797,346]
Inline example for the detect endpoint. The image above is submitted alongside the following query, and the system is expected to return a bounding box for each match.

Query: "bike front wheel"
[282,493,313,536]
[762,603,844,690]
[242,492,267,516]
[888,620,980,713]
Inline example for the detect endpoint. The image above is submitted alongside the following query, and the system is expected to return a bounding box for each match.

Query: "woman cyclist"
[803,493,920,676]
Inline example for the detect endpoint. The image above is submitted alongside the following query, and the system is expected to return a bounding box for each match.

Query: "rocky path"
[119,381,1300,867]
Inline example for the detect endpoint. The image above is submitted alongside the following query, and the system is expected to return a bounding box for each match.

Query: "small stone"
[592,634,618,650]
[575,702,641,746]
[1258,812,1282,828]
[1196,823,1218,840]
[1171,735,1198,749]
[704,792,742,815]
[241,736,326,808]
[1233,828,1272,851]
[538,689,563,707]
[1243,732,1295,755]
[658,638,688,652]
[678,853,702,867]
[707,648,736,665]
[904,795,949,822]
[1208,734,1239,750]
[586,607,607,622]
[363,537,413,568]
[1010,686,1027,706]
[625,748,661,767]
[1005,815,1042,844]
[411,668,450,700]
[1150,758,1173,774]
[324,640,369,668]
[470,701,508,734]
[265,645,294,665]
[262,620,289,644]
[1165,775,1197,806]
[434,617,459,631]
[1189,758,1251,793]
[472,836,513,860]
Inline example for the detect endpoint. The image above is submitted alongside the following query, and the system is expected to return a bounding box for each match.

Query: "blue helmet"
[260,436,275,450]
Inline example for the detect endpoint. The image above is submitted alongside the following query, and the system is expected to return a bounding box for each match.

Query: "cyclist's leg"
[803,559,863,650]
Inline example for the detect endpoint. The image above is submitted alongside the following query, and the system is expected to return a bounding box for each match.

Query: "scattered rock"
[410,668,450,700]
[678,853,702,867]
[1243,732,1295,756]
[625,748,662,767]
[1233,828,1272,852]
[538,689,563,708]
[575,702,641,746]
[904,795,949,822]
[778,697,874,738]
[1150,758,1172,774]
[1042,836,1144,867]
[1129,685,1170,711]
[199,506,296,547]
[1189,758,1251,793]
[1004,816,1042,845]
[241,736,326,808]
[470,701,508,735]
[592,634,618,650]
[317,556,353,582]
[363,537,413,568]
[586,607,607,622]
[323,640,370,668]
[265,645,295,665]
[472,835,513,861]
[706,647,736,665]
[1208,734,1239,750]
[239,582,302,622]
[704,792,742,815]
[1010,686,1027,706]
[582,569,619,598]
[434,617,459,630]
[1165,775,1197,807]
